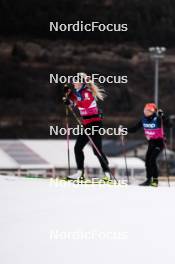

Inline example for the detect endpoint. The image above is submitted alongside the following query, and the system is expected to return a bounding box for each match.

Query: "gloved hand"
[158,109,164,117]
[62,97,70,105]
[64,83,73,95]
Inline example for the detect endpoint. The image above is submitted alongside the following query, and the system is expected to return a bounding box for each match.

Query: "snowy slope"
[0,175,175,264]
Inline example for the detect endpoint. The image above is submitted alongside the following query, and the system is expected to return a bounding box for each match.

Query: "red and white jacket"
[69,86,102,125]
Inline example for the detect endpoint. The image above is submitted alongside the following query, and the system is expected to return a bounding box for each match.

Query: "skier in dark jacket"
[128,103,169,187]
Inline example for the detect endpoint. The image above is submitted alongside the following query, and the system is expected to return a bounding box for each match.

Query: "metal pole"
[66,106,70,176]
[169,116,175,150]
[154,58,159,107]
[170,126,173,150]
[149,47,166,108]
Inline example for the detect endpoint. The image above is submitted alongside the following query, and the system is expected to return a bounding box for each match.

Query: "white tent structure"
[23,140,145,178]
[0,148,19,170]
[109,157,145,179]
[0,140,54,177]
[23,140,102,168]
[0,140,146,178]
[22,140,105,177]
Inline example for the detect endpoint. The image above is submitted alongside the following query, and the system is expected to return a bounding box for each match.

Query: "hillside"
[0,39,174,138]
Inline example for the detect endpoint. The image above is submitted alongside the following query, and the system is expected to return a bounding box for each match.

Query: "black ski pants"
[145,139,164,180]
[74,121,109,172]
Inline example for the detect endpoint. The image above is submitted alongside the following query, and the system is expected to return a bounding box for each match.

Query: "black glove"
[62,97,70,105]
[64,83,73,95]
[158,109,164,117]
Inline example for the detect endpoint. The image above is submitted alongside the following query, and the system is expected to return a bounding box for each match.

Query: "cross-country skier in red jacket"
[63,73,110,181]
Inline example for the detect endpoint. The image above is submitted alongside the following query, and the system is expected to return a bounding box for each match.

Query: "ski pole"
[63,85,72,177]
[65,105,71,176]
[160,114,170,187]
[120,133,130,184]
[164,143,170,187]
[67,104,118,183]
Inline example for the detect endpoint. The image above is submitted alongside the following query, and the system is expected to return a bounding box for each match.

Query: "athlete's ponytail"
[78,72,106,101]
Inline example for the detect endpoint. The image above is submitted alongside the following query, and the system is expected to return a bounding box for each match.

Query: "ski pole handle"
[62,97,71,105]
[64,83,73,95]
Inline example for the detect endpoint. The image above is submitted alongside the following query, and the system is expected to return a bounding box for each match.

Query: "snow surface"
[0,175,175,264]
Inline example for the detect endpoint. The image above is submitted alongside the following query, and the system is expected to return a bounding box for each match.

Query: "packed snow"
[0,175,175,264]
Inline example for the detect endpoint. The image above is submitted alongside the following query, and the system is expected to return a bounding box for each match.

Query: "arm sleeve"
[128,120,143,133]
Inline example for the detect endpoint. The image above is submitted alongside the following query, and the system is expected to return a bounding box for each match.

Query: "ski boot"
[139,179,152,186]
[67,170,85,181]
[151,178,158,187]
[102,172,111,182]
